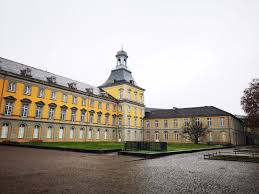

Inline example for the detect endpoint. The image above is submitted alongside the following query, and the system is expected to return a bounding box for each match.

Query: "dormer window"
[47,76,56,84]
[68,82,77,90]
[21,68,32,77]
[86,88,93,94]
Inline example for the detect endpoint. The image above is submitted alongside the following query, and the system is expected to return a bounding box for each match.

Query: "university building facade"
[0,50,245,145]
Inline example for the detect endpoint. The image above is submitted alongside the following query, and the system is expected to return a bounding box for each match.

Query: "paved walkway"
[0,146,258,194]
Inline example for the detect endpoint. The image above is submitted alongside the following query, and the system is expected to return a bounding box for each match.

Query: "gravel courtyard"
[0,146,258,194]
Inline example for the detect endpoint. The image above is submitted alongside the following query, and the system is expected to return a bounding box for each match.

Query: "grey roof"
[100,67,138,88]
[145,106,238,119]
[116,50,128,57]
[0,57,101,95]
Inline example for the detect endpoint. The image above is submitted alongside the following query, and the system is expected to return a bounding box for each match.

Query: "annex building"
[0,50,245,145]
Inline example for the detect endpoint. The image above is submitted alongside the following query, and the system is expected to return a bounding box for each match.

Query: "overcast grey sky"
[1,0,258,115]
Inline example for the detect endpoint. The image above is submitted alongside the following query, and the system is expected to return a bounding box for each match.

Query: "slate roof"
[0,57,101,96]
[100,67,139,88]
[145,106,239,119]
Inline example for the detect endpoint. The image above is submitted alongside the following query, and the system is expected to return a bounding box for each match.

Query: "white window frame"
[21,104,29,117]
[59,127,64,139]
[33,125,39,139]
[1,123,9,138]
[18,124,25,138]
[24,85,31,95]
[8,82,16,92]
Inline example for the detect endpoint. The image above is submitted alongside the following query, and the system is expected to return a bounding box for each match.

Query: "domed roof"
[116,50,128,57]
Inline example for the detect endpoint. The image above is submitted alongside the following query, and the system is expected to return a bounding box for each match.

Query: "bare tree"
[241,79,259,143]
[182,117,208,144]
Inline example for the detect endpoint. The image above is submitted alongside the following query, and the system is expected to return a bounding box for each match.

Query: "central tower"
[100,49,145,142]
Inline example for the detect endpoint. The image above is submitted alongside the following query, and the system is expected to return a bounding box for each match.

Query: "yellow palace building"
[0,50,245,145]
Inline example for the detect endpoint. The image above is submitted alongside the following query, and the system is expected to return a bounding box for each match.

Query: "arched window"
[1,123,9,138]
[18,124,25,138]
[88,129,92,139]
[59,127,64,139]
[33,125,40,139]
[70,127,74,139]
[164,131,168,141]
[47,126,52,138]
[104,129,108,140]
[155,131,159,142]
[96,129,100,140]
[79,128,84,139]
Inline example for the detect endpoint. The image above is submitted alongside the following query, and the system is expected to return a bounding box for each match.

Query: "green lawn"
[167,143,222,151]
[209,155,259,163]
[20,142,222,152]
[21,142,124,150]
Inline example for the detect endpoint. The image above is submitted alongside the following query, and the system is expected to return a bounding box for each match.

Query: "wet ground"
[0,146,258,194]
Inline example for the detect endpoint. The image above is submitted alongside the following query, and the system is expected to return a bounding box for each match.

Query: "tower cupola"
[116,49,128,68]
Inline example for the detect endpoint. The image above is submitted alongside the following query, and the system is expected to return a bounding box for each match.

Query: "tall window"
[128,106,131,113]
[113,104,117,112]
[134,108,137,116]
[96,129,100,139]
[82,98,86,106]
[72,96,77,104]
[134,118,137,128]
[98,101,102,109]
[48,107,55,120]
[155,120,158,128]
[71,109,76,122]
[4,101,13,115]
[106,102,110,110]
[8,81,16,92]
[47,126,52,138]
[220,117,225,127]
[134,92,137,101]
[59,127,64,139]
[104,129,108,140]
[146,120,150,128]
[33,125,39,139]
[140,95,143,103]
[18,124,25,138]
[90,99,94,107]
[119,90,123,99]
[97,114,101,124]
[21,103,29,117]
[174,119,178,128]
[50,91,56,100]
[62,94,67,102]
[105,115,109,125]
[88,129,92,139]
[24,85,31,95]
[164,131,168,141]
[80,110,86,122]
[155,131,159,142]
[79,128,84,139]
[195,118,200,126]
[118,105,122,112]
[89,113,94,124]
[60,108,66,121]
[70,128,74,139]
[128,91,131,100]
[207,118,212,127]
[35,106,43,119]
[140,119,143,128]
[112,116,116,126]
[174,131,179,141]
[164,120,168,128]
[184,118,189,127]
[1,123,9,138]
[118,117,122,127]
[38,88,45,98]
[128,117,131,128]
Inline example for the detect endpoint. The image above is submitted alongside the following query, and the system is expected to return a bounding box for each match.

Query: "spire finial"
[121,44,123,51]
